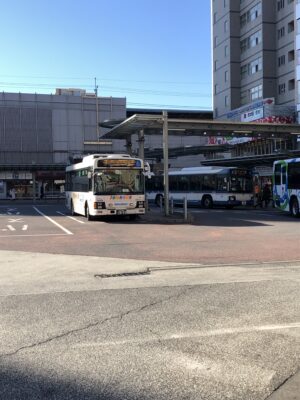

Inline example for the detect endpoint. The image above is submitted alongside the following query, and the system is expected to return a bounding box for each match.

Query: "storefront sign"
[241,107,264,122]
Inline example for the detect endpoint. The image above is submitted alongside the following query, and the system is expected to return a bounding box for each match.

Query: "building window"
[278,55,286,66]
[249,3,262,22]
[214,60,219,70]
[288,50,295,62]
[214,36,218,47]
[240,3,262,27]
[214,12,217,23]
[224,45,228,57]
[278,27,285,39]
[214,84,219,95]
[278,83,286,94]
[240,13,247,27]
[249,57,262,75]
[277,0,285,10]
[297,19,300,34]
[288,79,295,91]
[225,70,228,82]
[224,20,228,32]
[288,20,294,33]
[241,30,262,53]
[240,38,248,53]
[225,95,229,106]
[250,84,263,100]
[297,49,300,64]
[249,30,261,48]
[241,90,248,105]
[241,65,248,79]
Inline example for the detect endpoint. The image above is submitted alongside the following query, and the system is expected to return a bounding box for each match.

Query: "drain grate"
[95,269,150,279]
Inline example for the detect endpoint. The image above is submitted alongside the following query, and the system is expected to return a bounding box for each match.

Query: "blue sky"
[0,0,212,110]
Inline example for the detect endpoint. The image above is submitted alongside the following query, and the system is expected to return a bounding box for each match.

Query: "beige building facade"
[212,0,297,122]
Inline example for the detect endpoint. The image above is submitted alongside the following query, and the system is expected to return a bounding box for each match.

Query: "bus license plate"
[242,201,246,205]
[117,210,126,215]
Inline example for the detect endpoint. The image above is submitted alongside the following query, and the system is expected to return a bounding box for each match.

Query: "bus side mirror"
[143,162,153,179]
[88,172,92,179]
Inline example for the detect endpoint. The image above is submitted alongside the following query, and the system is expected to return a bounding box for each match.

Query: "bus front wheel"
[85,204,93,221]
[202,195,213,209]
[70,200,76,216]
[290,198,300,218]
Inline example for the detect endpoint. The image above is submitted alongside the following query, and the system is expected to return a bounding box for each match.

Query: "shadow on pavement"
[0,364,144,400]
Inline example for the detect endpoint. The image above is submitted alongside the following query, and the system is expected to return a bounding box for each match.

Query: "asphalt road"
[0,203,299,399]
[0,203,299,264]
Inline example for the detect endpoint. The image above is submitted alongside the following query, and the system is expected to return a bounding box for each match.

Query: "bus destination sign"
[97,159,141,168]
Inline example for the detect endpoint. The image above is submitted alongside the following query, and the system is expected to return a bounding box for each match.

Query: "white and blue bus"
[273,158,300,217]
[65,154,150,220]
[146,166,253,208]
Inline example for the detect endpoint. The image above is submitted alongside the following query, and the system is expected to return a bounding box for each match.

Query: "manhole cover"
[95,270,150,279]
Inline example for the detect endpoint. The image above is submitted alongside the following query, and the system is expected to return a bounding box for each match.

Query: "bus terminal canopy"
[101,113,300,216]
[101,113,300,139]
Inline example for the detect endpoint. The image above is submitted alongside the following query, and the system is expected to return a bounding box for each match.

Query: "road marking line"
[0,233,71,238]
[73,322,300,348]
[22,225,28,231]
[7,225,16,231]
[56,211,85,224]
[33,207,73,235]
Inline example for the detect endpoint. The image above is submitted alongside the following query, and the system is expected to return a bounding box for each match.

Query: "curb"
[267,370,300,400]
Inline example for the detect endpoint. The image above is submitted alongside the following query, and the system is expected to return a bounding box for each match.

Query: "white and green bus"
[65,154,150,220]
[273,158,300,217]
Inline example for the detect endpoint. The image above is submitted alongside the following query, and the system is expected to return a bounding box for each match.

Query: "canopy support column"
[137,129,145,160]
[163,111,169,216]
[126,136,132,155]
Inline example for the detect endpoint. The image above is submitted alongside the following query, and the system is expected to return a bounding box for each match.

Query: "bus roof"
[169,166,236,175]
[273,157,300,165]
[66,153,142,171]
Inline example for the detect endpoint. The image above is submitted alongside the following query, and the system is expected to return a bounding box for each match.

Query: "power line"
[0,74,212,86]
[0,81,212,98]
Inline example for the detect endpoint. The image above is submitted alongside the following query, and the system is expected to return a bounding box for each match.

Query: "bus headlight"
[136,201,145,208]
[94,202,106,209]
[229,196,236,201]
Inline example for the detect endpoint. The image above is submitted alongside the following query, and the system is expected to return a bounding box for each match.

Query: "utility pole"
[95,77,100,139]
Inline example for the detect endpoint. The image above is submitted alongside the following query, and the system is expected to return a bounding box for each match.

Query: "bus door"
[274,163,287,207]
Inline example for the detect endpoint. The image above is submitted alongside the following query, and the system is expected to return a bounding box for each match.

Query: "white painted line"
[74,322,300,348]
[7,225,16,231]
[33,206,73,235]
[0,233,71,238]
[22,225,28,231]
[56,211,85,224]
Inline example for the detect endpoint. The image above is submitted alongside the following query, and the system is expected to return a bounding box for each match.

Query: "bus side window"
[178,175,189,191]
[282,166,287,185]
[274,164,281,185]
[169,175,178,191]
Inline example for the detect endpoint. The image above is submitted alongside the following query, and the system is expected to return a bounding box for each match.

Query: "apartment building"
[212,0,297,122]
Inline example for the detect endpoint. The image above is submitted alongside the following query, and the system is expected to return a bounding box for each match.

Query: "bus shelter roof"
[101,113,300,139]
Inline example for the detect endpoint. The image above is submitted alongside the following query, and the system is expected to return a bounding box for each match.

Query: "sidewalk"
[267,369,300,400]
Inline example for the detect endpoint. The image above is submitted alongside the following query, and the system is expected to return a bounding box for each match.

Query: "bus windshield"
[94,169,144,194]
[229,175,252,193]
